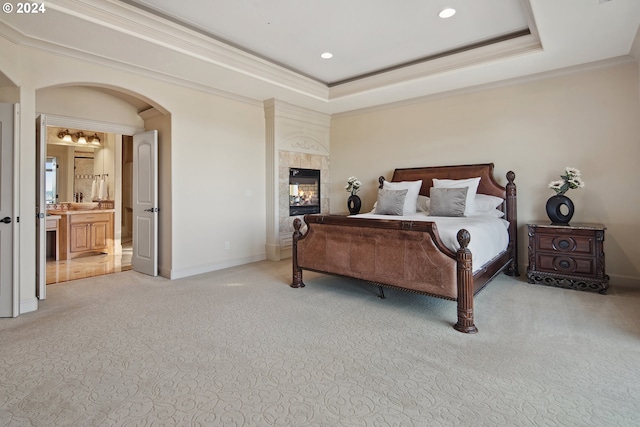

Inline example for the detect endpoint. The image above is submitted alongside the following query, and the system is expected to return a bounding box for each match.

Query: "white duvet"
[351,212,510,273]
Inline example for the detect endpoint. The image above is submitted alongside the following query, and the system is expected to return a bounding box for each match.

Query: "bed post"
[505,171,520,276]
[290,218,305,288]
[454,229,478,334]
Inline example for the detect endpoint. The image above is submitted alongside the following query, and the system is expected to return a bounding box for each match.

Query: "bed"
[290,163,519,333]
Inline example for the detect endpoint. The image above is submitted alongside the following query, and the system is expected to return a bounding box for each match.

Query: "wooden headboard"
[388,163,506,199]
[378,163,518,273]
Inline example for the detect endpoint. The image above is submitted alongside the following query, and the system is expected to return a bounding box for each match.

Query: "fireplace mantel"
[264,99,330,261]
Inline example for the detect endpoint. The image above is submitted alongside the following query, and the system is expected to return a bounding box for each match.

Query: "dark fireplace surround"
[289,168,320,216]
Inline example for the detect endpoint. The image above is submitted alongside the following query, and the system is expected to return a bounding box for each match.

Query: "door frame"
[12,104,19,316]
[36,114,144,291]
[0,103,19,317]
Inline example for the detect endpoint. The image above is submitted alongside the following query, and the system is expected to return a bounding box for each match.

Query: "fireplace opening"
[289,168,320,216]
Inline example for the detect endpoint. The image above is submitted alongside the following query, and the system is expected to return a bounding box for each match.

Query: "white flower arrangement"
[345,176,362,196]
[548,167,585,196]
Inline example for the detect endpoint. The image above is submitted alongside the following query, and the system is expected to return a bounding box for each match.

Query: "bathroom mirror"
[45,156,57,204]
[73,150,95,202]
[46,127,108,203]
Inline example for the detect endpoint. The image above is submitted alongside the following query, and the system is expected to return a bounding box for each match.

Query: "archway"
[35,84,172,296]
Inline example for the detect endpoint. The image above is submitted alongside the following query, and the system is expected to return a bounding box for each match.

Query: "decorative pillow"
[428,187,468,217]
[432,177,480,215]
[475,194,504,212]
[383,180,422,214]
[469,209,505,218]
[375,188,408,216]
[416,195,430,213]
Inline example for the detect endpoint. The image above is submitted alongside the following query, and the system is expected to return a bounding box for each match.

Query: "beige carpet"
[1,260,639,426]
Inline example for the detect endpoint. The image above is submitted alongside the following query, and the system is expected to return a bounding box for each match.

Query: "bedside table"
[527,223,609,294]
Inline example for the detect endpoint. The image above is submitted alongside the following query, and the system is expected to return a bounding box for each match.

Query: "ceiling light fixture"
[320,52,333,59]
[438,8,456,18]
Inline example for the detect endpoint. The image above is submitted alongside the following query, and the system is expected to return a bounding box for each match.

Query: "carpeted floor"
[1,260,639,426]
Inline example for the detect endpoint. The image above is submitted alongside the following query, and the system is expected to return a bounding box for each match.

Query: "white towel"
[98,179,107,200]
[90,178,97,200]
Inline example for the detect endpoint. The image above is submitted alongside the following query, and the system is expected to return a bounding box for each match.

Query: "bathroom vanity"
[48,203,115,260]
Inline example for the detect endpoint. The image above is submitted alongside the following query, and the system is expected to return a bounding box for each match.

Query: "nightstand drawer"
[536,254,595,277]
[535,234,594,256]
[526,223,608,294]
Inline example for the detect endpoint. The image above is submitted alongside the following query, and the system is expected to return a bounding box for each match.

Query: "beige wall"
[1,37,267,312]
[330,61,640,286]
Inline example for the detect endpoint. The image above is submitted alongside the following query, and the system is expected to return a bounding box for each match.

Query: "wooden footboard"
[290,164,518,334]
[291,216,479,333]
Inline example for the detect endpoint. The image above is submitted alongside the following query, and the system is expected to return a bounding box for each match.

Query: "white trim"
[333,56,636,118]
[630,24,640,61]
[608,273,640,288]
[37,113,144,135]
[11,104,20,316]
[20,297,38,314]
[329,33,542,99]
[46,0,327,96]
[168,254,267,280]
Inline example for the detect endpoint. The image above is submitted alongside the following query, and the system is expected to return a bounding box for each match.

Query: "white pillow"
[469,209,505,218]
[432,177,481,215]
[383,180,422,215]
[475,194,504,212]
[416,195,430,213]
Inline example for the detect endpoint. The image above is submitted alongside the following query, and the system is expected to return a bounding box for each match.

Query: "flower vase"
[546,194,574,225]
[347,194,361,215]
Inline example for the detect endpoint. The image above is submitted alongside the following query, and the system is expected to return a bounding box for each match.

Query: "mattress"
[351,212,510,273]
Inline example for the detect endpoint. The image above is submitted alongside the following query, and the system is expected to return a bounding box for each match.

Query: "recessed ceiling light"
[321,52,333,59]
[438,8,456,18]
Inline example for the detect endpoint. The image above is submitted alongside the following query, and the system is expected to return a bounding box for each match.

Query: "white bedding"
[351,212,510,273]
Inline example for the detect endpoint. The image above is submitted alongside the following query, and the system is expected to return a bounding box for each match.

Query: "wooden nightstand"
[527,223,609,294]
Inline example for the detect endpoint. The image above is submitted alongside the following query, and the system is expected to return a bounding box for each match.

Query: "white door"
[35,116,46,299]
[132,130,158,276]
[0,104,15,316]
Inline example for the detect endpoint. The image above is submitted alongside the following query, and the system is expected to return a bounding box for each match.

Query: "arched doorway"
[35,85,170,297]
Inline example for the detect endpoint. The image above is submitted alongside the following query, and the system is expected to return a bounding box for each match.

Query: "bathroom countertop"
[47,209,115,215]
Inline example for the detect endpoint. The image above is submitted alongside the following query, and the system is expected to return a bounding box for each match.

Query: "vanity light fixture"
[56,129,100,145]
[76,132,88,144]
[57,129,73,142]
[438,8,456,18]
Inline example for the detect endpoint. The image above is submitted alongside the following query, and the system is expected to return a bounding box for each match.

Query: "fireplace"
[289,168,320,216]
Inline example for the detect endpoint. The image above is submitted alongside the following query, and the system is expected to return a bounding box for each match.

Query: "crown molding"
[45,0,328,100]
[333,56,636,119]
[329,33,542,100]
[264,99,330,128]
[0,20,263,109]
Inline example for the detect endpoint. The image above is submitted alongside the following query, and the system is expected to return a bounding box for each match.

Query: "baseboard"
[169,254,267,280]
[608,273,640,288]
[265,243,280,261]
[20,297,38,314]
